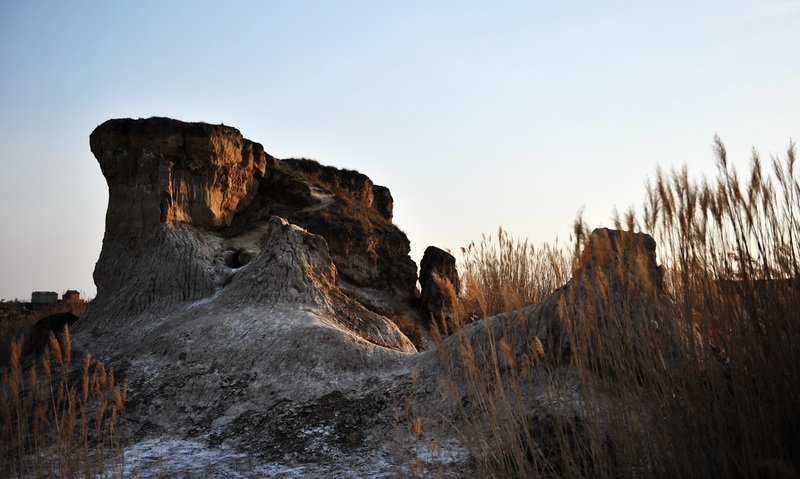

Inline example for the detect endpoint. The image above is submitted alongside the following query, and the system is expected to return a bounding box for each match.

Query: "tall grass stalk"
[459,228,570,319]
[424,139,799,477]
[0,326,128,478]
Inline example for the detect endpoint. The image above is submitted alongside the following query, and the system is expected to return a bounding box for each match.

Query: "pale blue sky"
[0,1,798,300]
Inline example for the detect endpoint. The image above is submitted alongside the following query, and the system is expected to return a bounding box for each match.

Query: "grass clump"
[0,326,128,478]
[412,138,799,478]
[458,228,570,319]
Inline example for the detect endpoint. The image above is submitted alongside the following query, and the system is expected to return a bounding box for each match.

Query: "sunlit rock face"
[87,117,417,322]
[90,117,277,236]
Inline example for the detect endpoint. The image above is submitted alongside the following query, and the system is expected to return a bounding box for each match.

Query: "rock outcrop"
[91,118,277,236]
[573,227,664,293]
[77,118,427,473]
[79,118,430,456]
[74,117,675,477]
[525,227,669,373]
[268,158,416,315]
[87,118,416,321]
[372,185,394,221]
[419,246,460,334]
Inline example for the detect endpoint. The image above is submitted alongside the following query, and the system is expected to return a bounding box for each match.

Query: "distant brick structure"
[63,290,81,303]
[31,291,58,304]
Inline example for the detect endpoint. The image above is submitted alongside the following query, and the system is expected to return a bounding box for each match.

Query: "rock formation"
[525,227,669,373]
[91,117,276,236]
[268,158,417,315]
[88,118,416,321]
[73,117,673,477]
[419,246,460,334]
[77,118,430,473]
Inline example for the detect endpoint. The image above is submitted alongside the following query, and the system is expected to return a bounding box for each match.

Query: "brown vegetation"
[0,327,128,478]
[459,228,570,320]
[411,138,799,477]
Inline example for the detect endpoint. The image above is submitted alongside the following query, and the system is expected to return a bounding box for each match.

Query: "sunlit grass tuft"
[1,326,128,478]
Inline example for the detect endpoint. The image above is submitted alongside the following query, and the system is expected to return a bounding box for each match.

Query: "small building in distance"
[63,290,81,303]
[31,291,58,304]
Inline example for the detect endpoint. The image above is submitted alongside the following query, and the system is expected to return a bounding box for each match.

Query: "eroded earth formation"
[73,117,668,477]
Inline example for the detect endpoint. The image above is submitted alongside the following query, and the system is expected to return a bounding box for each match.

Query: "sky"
[0,1,798,301]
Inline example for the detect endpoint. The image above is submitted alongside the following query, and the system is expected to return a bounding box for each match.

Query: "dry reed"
[414,138,799,478]
[0,326,128,478]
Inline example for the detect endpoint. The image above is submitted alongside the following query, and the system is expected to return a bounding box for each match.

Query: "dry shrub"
[421,235,565,477]
[0,326,127,478]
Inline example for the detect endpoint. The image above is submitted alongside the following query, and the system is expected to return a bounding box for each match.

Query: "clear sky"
[0,1,798,301]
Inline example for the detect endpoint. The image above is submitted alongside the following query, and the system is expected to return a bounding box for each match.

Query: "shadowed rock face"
[419,246,460,334]
[525,227,669,369]
[24,312,79,357]
[372,185,394,221]
[573,228,664,293]
[272,159,416,313]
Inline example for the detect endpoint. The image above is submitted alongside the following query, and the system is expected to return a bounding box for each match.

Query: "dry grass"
[410,138,799,478]
[458,228,570,319]
[0,326,128,478]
